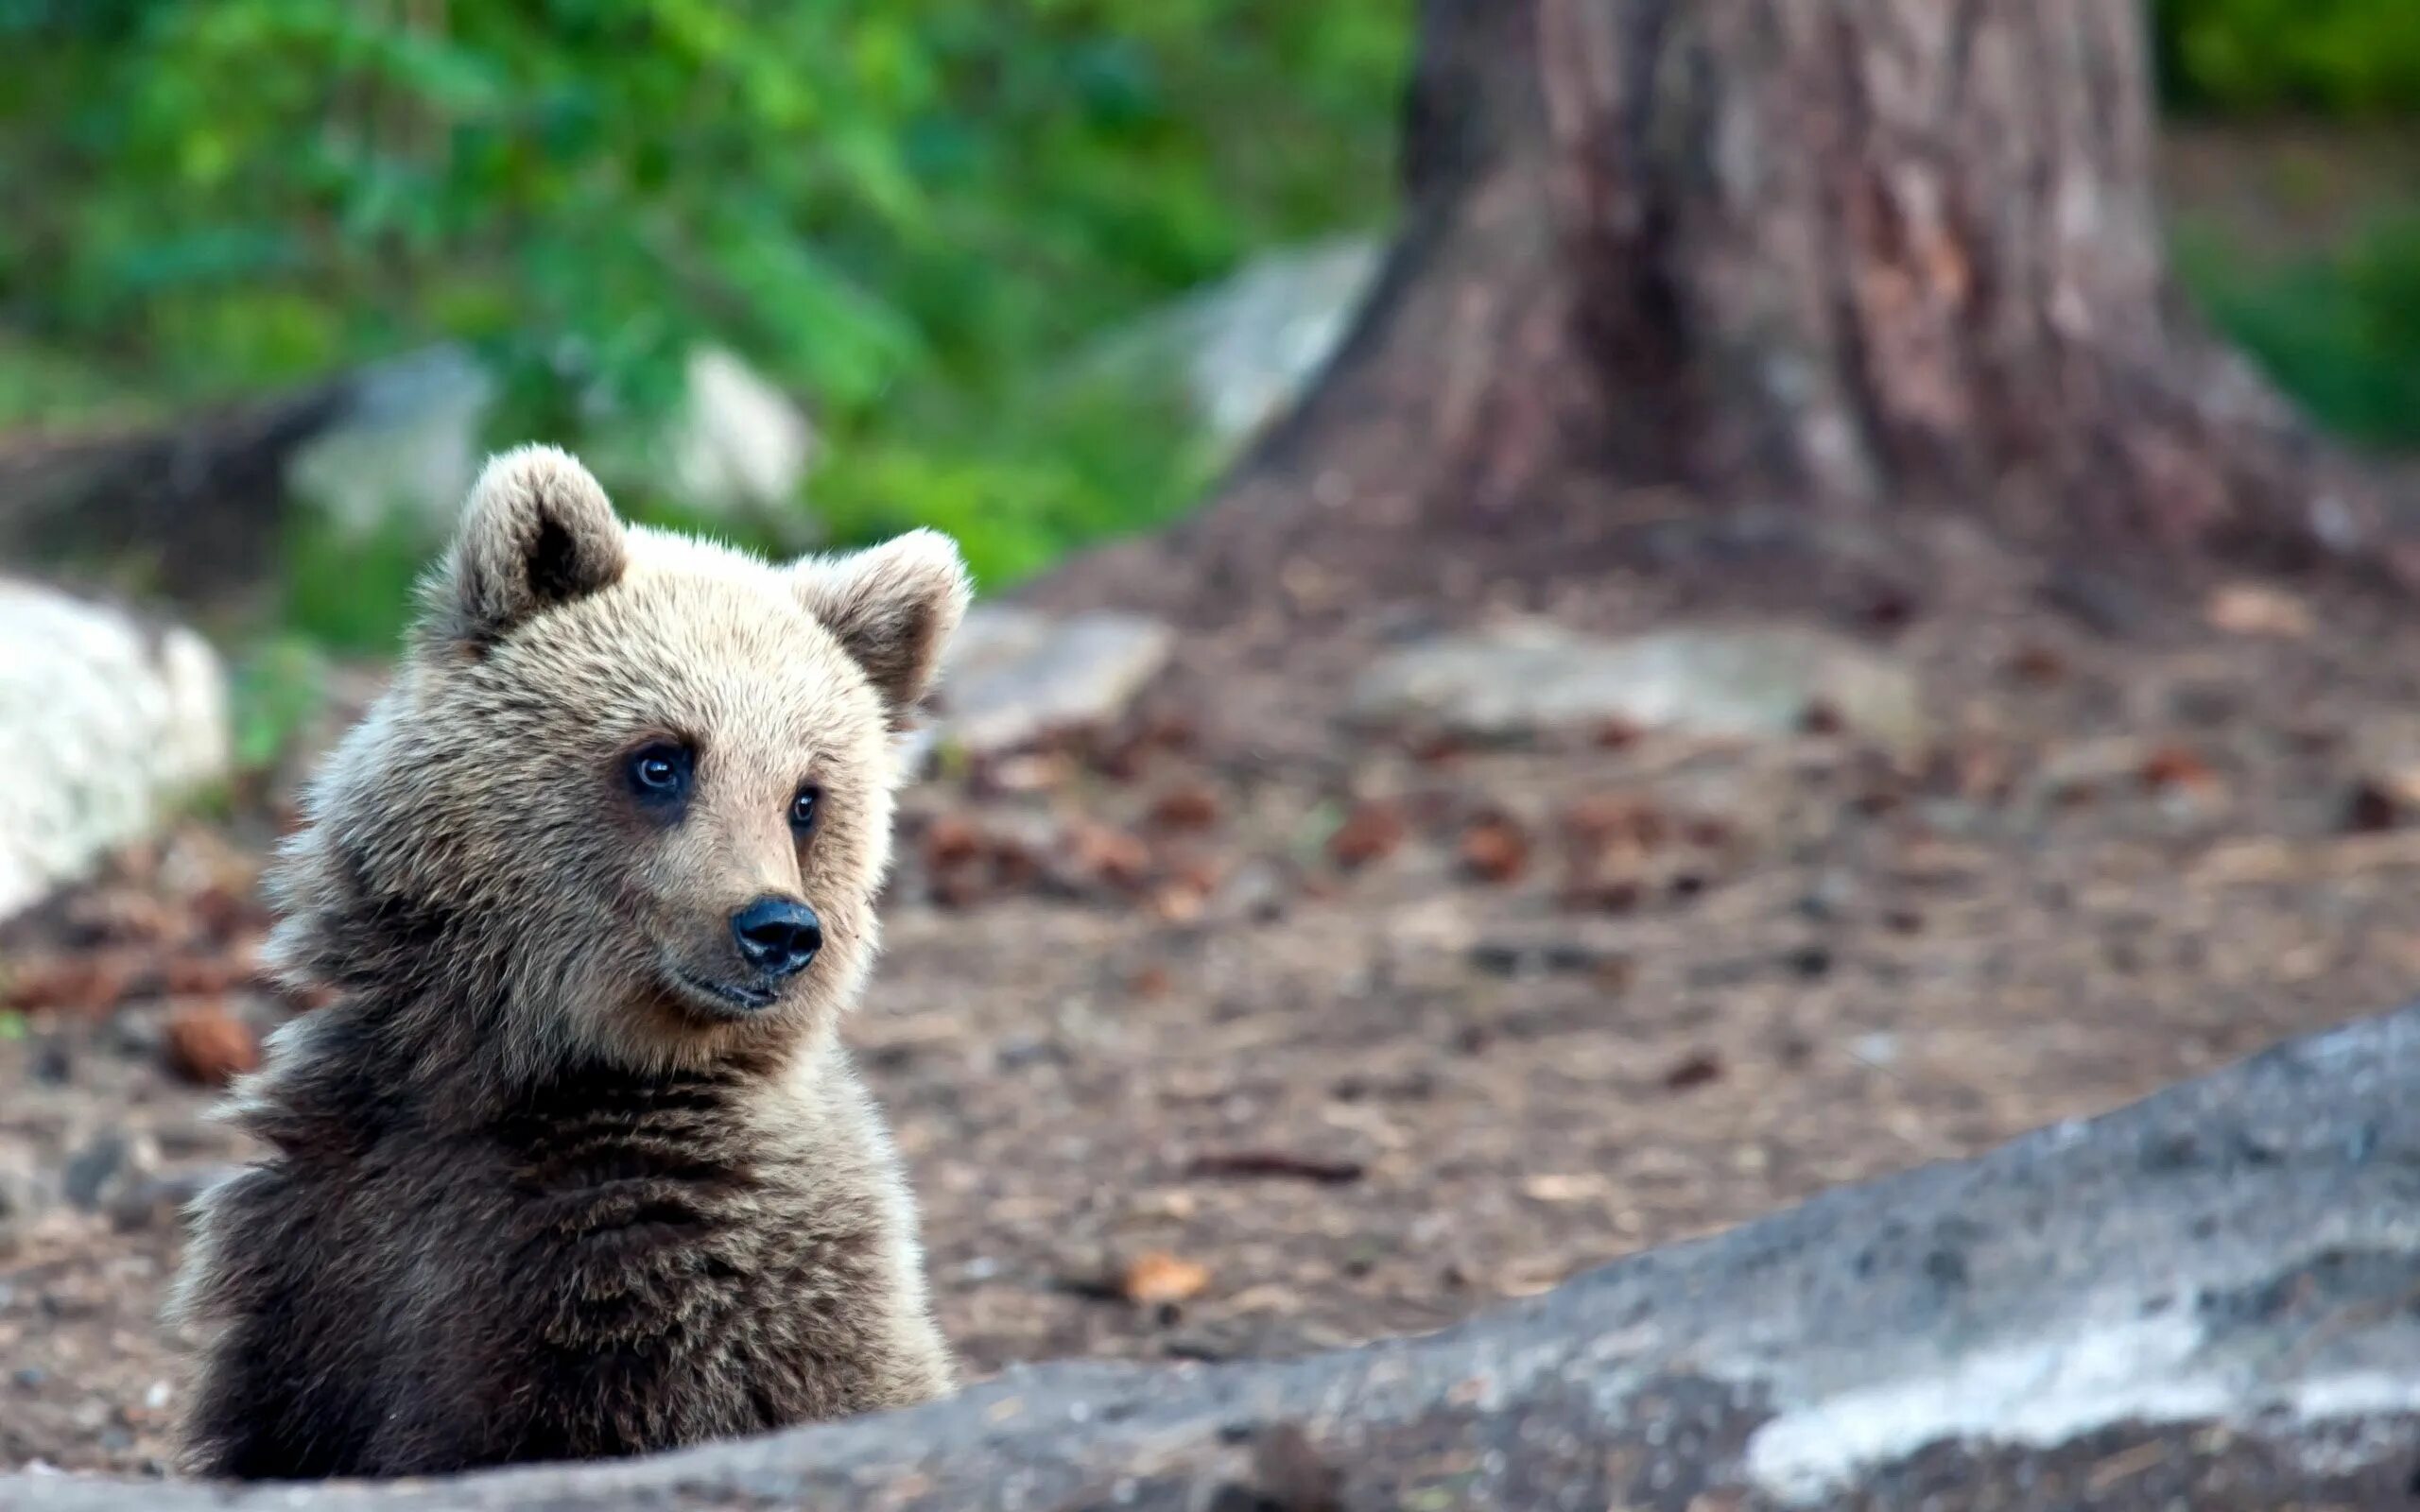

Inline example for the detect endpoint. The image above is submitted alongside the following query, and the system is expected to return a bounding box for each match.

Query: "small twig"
[2083,1440,2168,1494]
[1184,1150,1366,1185]
[2193,830,2420,887]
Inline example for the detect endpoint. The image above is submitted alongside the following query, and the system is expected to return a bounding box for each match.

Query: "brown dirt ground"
[7,522,2420,1481]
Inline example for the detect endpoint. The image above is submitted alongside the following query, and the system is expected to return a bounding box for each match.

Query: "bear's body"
[172,447,962,1479]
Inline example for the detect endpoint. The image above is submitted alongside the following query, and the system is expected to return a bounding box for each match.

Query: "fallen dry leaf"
[1061,821,1152,890]
[1459,813,1531,885]
[2343,780,2407,834]
[1119,1250,1211,1305]
[928,868,993,910]
[1123,1190,1199,1223]
[1593,717,1643,750]
[1662,1049,1726,1091]
[164,1005,260,1087]
[1327,800,1407,870]
[2137,744,2222,798]
[2205,582,2314,640]
[2362,765,2420,812]
[988,833,1045,892]
[163,946,262,998]
[1146,782,1222,832]
[1520,1173,1610,1203]
[1561,795,1668,852]
[1559,874,1643,915]
[976,752,1072,795]
[1404,730,1467,765]
[2006,644,2067,684]
[920,814,986,868]
[1495,1264,1565,1298]
[1149,883,1207,924]
[4,951,148,1014]
[1167,853,1227,897]
[59,888,175,948]
[1682,816,1735,850]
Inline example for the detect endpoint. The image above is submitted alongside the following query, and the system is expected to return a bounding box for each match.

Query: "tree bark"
[1053,0,2406,621]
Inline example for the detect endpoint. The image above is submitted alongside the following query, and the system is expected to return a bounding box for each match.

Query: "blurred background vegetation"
[0,0,2413,689]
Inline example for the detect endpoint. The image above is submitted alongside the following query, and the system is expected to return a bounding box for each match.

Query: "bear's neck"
[476,1047,788,1166]
[242,992,805,1162]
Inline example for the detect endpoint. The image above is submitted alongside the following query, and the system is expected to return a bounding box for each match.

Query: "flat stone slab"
[1350,623,1927,748]
[12,997,2418,1509]
[925,605,1175,758]
[0,580,229,921]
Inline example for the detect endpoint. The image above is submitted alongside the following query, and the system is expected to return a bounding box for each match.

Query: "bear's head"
[265,445,968,1086]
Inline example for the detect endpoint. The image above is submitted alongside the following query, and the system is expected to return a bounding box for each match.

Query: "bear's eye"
[625,742,694,803]
[789,785,821,833]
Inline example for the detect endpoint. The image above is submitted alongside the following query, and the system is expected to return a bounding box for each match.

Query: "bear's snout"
[730,895,823,981]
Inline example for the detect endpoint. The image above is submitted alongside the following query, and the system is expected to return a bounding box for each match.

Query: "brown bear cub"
[171,446,963,1479]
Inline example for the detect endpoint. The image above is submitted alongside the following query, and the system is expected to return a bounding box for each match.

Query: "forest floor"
[8,515,2420,1479]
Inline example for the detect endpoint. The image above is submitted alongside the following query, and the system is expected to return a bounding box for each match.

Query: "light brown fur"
[170,446,964,1478]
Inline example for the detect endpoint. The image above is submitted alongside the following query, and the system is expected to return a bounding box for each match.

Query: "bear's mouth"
[666,967,779,1016]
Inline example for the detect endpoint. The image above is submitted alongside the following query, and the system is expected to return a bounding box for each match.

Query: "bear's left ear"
[790,529,972,728]
[428,444,628,649]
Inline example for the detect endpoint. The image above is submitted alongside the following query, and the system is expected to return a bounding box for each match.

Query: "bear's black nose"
[731,896,822,980]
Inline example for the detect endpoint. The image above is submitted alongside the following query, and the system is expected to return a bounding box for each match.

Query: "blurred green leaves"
[2178,212,2420,449]
[0,0,1406,647]
[0,2,1407,551]
[2158,0,2420,117]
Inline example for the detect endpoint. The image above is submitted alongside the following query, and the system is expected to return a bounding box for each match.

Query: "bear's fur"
[170,446,965,1479]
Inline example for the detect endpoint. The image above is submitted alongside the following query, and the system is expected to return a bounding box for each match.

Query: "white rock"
[286,345,494,541]
[1181,237,1382,441]
[1087,236,1383,448]
[0,581,231,920]
[665,346,819,519]
[922,606,1175,760]
[1350,622,1925,749]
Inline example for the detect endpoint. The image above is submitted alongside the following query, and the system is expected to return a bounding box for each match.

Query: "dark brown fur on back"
[179,1006,935,1478]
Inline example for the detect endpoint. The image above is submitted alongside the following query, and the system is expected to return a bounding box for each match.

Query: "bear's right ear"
[425,445,628,648]
[789,529,972,729]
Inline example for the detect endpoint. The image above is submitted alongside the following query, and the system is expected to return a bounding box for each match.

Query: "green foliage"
[227,634,333,770]
[274,509,435,653]
[0,0,1408,614]
[0,337,144,428]
[813,362,1221,589]
[2156,0,2420,117]
[2176,213,2420,450]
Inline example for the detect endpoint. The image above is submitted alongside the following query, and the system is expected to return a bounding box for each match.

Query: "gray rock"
[12,1001,2420,1508]
[1088,236,1383,449]
[0,581,231,920]
[108,1162,243,1234]
[59,1132,129,1211]
[60,1128,162,1218]
[1350,622,1926,748]
[922,606,1175,759]
[1178,237,1381,442]
[285,345,494,542]
[0,1153,54,1243]
[288,344,819,549]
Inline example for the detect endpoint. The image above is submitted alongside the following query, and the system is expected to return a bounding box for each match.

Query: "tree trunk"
[1048,0,2406,621]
